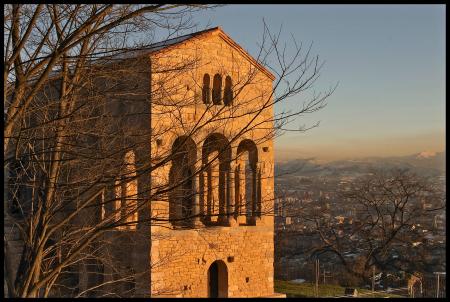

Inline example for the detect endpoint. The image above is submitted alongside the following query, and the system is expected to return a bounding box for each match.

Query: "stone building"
[5,27,283,298]
[148,27,281,298]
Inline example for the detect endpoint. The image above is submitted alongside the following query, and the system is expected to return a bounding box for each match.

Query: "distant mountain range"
[275,151,445,178]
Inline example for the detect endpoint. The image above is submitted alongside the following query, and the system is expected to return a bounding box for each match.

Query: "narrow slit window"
[212,74,222,105]
[202,74,211,104]
[223,76,233,106]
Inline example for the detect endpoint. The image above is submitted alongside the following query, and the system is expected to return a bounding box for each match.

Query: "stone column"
[199,170,205,224]
[255,162,263,226]
[233,165,239,220]
[191,171,204,227]
[249,162,259,225]
[205,165,212,224]
[256,162,262,216]
[236,163,247,225]
[225,166,237,226]
[252,166,257,213]
[218,170,228,225]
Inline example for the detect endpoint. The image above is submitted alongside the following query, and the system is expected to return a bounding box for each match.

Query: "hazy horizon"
[275,128,445,162]
[275,145,446,163]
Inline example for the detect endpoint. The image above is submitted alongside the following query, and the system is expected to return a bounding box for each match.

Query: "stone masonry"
[148,27,281,298]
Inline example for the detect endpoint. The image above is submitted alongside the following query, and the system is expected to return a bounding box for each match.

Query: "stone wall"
[151,225,274,297]
[149,28,276,297]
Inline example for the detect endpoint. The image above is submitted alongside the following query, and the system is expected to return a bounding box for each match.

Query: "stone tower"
[148,27,281,298]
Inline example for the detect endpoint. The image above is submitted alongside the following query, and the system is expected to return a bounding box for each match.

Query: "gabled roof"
[112,27,275,81]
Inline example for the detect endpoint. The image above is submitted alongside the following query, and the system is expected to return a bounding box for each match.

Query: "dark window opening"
[202,74,211,104]
[223,76,233,106]
[212,74,222,105]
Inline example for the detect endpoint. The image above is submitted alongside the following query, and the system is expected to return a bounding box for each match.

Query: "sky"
[187,5,445,161]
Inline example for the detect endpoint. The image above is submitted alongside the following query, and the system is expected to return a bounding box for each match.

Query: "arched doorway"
[208,260,228,298]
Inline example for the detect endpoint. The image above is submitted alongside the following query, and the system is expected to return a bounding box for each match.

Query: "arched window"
[223,76,233,106]
[202,74,211,104]
[169,136,197,227]
[212,74,222,105]
[114,150,138,230]
[235,140,260,225]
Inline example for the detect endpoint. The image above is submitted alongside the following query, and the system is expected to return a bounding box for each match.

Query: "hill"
[275,151,445,178]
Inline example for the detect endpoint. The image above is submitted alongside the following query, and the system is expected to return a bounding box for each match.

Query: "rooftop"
[107,26,275,80]
[110,27,220,60]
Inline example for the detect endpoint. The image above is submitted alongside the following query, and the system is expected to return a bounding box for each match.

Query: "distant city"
[273,151,445,296]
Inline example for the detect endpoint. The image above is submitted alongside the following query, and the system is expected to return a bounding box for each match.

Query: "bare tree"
[4,5,335,297]
[3,4,212,297]
[303,169,445,285]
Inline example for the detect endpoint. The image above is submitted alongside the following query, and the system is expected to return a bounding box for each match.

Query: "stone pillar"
[191,171,204,227]
[218,170,228,225]
[225,167,237,226]
[252,165,257,213]
[199,170,205,224]
[249,162,259,225]
[205,165,212,224]
[210,157,220,223]
[256,162,262,216]
[255,162,263,226]
[236,163,247,225]
[233,165,239,220]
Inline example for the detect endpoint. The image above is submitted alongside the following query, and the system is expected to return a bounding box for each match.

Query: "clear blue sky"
[187,5,445,161]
